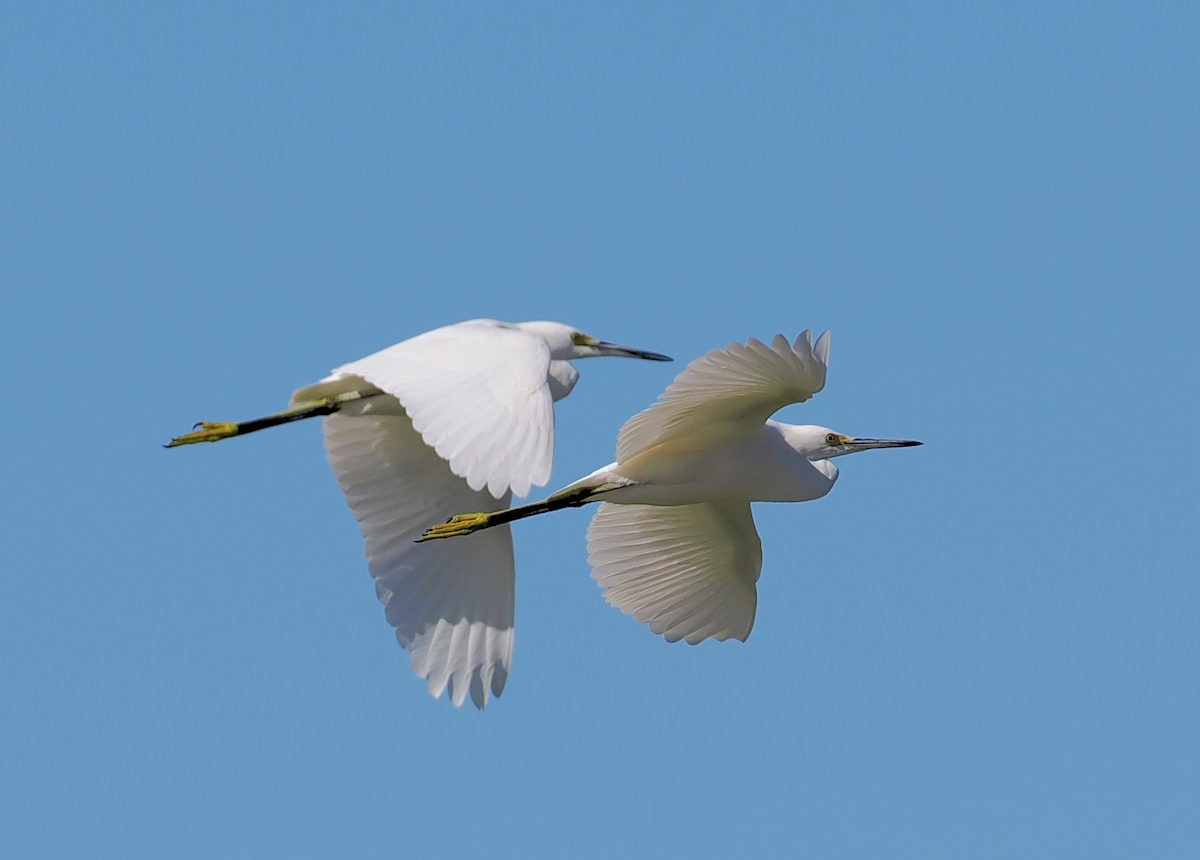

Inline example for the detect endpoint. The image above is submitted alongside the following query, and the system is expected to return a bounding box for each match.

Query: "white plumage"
[168,318,670,708]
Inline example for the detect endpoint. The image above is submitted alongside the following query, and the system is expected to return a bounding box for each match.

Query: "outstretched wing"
[304,320,555,499]
[324,405,515,708]
[586,501,763,644]
[615,331,830,462]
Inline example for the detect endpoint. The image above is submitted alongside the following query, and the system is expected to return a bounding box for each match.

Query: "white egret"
[167,319,671,707]
[420,331,920,645]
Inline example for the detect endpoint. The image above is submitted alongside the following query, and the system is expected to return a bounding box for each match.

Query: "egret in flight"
[420,331,919,645]
[167,319,670,707]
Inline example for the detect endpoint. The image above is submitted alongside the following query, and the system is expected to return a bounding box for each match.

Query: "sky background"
[3,3,1197,857]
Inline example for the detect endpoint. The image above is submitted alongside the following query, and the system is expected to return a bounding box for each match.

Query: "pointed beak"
[849,437,923,450]
[593,341,673,361]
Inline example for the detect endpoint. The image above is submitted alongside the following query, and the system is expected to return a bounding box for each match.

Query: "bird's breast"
[612,429,836,505]
[546,360,579,401]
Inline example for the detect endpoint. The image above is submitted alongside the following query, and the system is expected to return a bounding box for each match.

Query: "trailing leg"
[416,483,621,542]
[165,391,369,447]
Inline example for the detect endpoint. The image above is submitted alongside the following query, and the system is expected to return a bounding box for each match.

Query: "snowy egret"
[420,331,920,645]
[167,319,670,707]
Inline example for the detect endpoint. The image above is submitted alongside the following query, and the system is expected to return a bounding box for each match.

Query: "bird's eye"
[825,433,840,445]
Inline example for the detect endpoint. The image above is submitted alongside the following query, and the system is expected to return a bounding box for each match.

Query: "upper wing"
[586,500,763,644]
[322,320,555,499]
[616,331,830,462]
[324,404,515,709]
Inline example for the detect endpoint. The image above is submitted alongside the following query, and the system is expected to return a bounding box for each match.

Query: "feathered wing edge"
[587,501,763,644]
[324,408,516,708]
[616,330,830,462]
[303,321,556,499]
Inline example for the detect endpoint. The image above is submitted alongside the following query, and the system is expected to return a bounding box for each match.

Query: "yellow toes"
[165,421,239,447]
[416,513,492,542]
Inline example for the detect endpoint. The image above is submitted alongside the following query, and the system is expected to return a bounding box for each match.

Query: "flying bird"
[420,331,920,645]
[167,319,671,707]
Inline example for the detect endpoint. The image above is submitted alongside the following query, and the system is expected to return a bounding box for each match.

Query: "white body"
[575,419,839,507]
[520,331,916,647]
[500,331,832,647]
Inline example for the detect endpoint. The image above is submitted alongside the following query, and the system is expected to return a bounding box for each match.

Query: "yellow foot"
[416,512,493,542]
[165,421,239,447]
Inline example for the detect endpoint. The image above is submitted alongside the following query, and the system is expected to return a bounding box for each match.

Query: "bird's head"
[785,424,923,460]
[516,321,673,362]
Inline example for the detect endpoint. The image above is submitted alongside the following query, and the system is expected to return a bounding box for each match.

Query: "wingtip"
[813,330,831,366]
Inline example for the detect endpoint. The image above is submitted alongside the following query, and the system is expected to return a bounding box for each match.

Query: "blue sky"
[3,3,1197,856]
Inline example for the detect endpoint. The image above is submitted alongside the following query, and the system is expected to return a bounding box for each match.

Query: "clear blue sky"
[3,3,1197,857]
